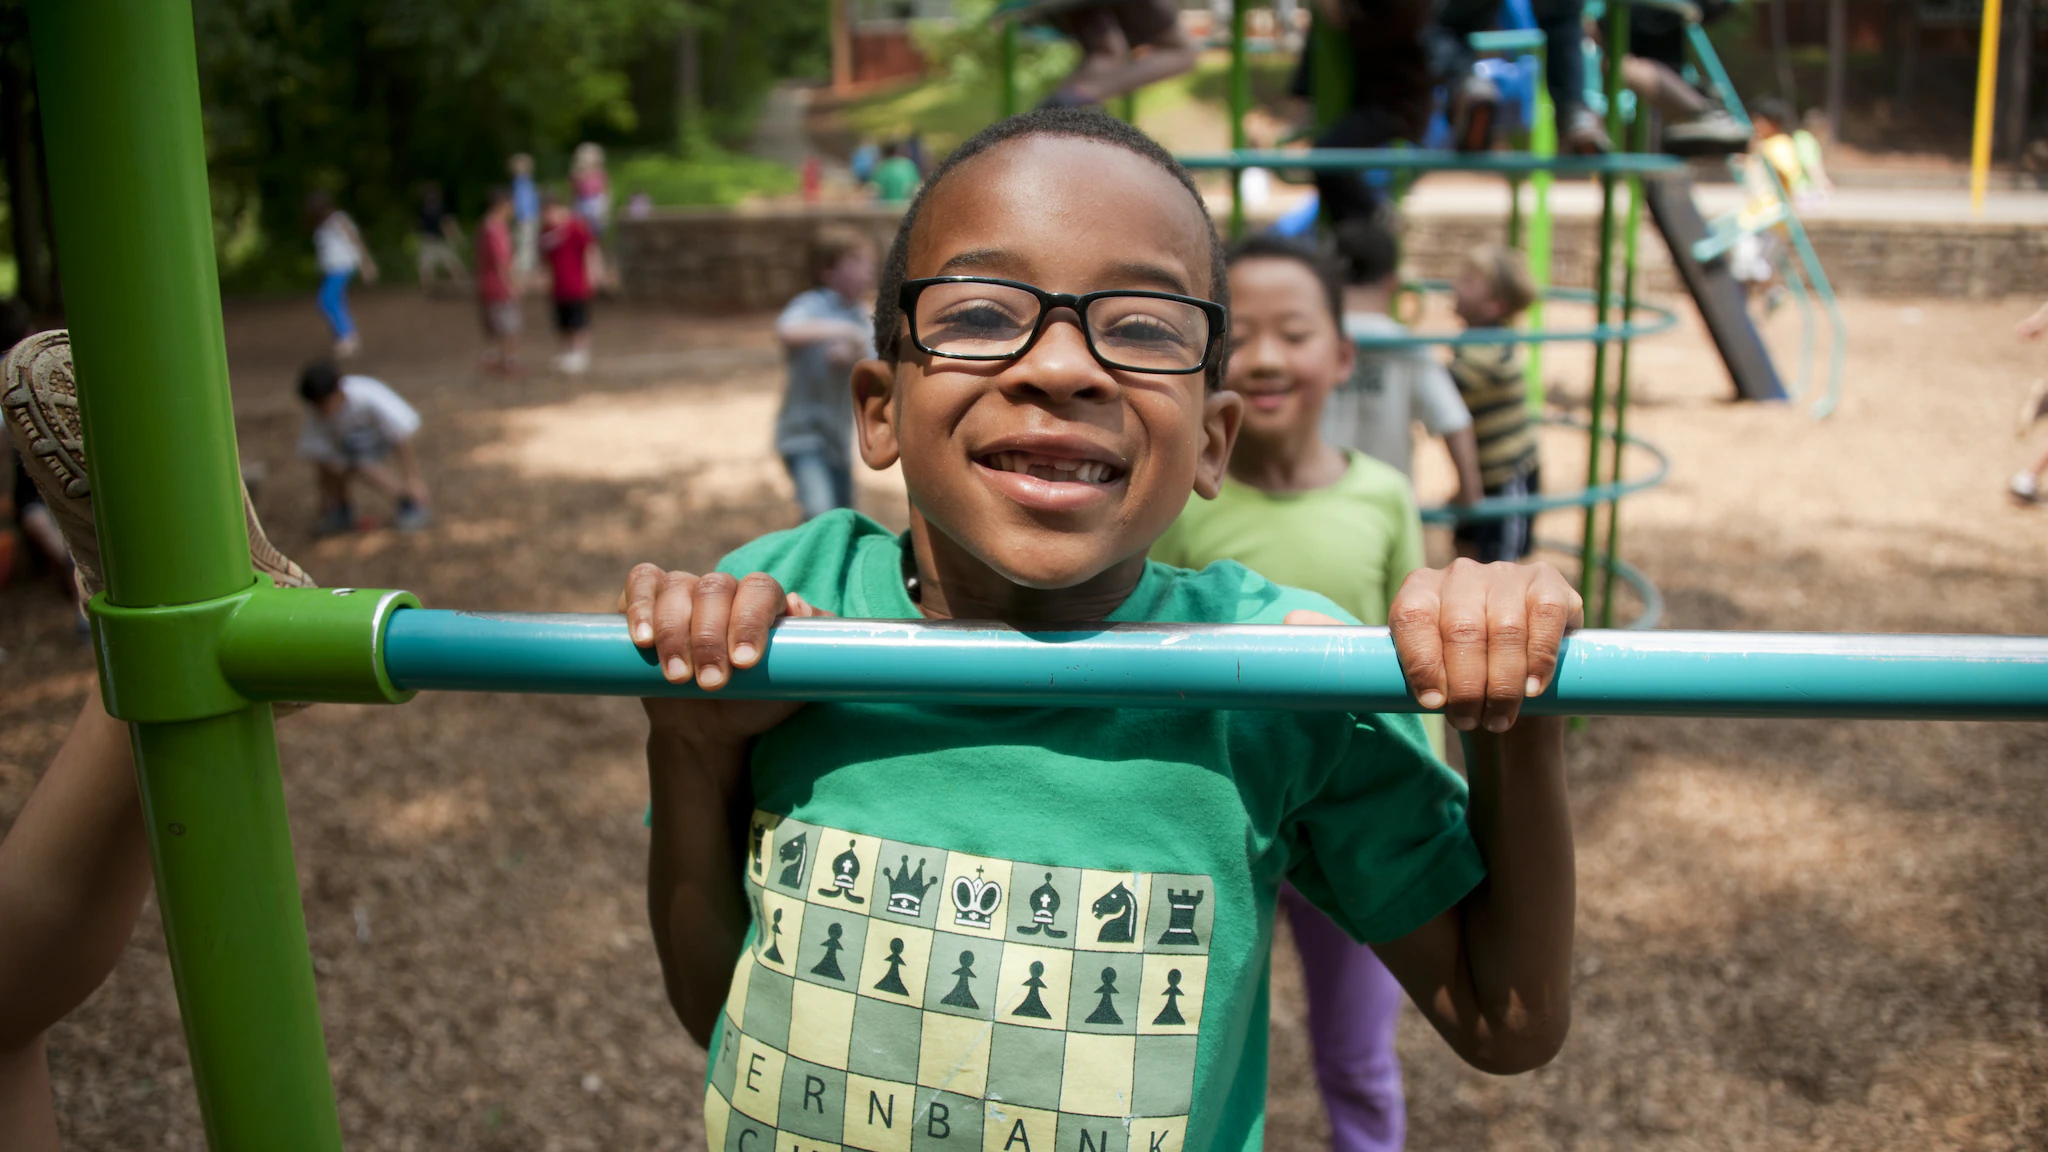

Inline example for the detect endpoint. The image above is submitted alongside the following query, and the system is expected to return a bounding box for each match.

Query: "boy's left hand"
[1382,559,1581,733]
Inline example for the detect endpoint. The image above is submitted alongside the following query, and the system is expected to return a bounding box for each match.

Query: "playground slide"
[1642,174,1789,403]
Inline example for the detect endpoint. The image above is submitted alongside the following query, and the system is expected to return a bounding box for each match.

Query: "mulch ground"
[3,287,2044,1150]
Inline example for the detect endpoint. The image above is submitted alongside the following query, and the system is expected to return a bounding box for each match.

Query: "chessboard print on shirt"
[708,810,1216,1152]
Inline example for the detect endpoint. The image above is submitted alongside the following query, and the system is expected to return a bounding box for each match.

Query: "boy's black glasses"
[898,276,1225,375]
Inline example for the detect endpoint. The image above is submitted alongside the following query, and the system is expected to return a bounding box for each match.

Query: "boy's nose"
[1007,309,1115,403]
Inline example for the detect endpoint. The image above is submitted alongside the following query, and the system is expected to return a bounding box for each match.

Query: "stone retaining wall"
[614,203,2048,310]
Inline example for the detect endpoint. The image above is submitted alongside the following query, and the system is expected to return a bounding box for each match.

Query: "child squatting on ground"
[620,109,1578,1152]
[297,360,430,535]
[1449,243,1542,564]
[775,228,877,521]
[1149,235,1441,1152]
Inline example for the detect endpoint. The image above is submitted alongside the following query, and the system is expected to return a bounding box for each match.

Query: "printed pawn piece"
[873,937,911,996]
[763,908,786,965]
[1084,967,1123,1025]
[1016,873,1067,939]
[819,839,865,904]
[939,951,980,1009]
[810,922,847,981]
[1152,969,1186,1026]
[1012,960,1053,1020]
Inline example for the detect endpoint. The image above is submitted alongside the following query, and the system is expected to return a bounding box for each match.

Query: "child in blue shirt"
[620,109,1580,1152]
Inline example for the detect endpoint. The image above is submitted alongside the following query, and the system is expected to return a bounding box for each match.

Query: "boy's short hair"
[1331,215,1400,287]
[1228,235,1345,330]
[1464,243,1536,322]
[1750,96,1794,132]
[486,185,511,209]
[812,226,876,281]
[298,360,342,405]
[871,107,1230,391]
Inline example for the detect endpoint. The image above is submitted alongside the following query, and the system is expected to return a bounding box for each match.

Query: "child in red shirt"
[475,186,520,375]
[541,196,595,375]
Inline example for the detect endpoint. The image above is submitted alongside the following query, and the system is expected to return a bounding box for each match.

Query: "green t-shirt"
[1150,450,1426,628]
[700,510,1482,1152]
[872,156,921,204]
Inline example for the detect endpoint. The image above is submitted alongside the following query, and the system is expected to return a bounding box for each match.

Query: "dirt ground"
[3,286,2046,1151]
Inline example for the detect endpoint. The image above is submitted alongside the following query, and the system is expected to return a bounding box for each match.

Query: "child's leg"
[1280,885,1406,1152]
[314,460,351,513]
[0,694,151,1152]
[316,271,355,339]
[783,450,840,521]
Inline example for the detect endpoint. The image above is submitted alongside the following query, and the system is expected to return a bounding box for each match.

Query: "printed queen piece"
[710,812,1211,1152]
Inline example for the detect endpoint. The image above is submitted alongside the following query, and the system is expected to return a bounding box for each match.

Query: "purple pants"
[1281,883,1407,1152]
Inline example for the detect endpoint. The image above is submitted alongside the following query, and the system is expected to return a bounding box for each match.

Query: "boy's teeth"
[987,453,1116,484]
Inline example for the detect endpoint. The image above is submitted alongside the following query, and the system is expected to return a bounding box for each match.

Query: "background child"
[570,142,613,291]
[474,187,520,374]
[305,190,377,359]
[296,360,430,534]
[1034,0,1198,108]
[773,227,875,520]
[1329,216,1484,505]
[619,110,1577,1151]
[541,195,596,375]
[870,141,921,204]
[2010,300,2048,503]
[413,181,468,292]
[1150,235,1435,1152]
[1449,242,1541,562]
[509,152,541,285]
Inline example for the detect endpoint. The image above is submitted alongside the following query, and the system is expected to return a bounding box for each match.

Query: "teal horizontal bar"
[1175,149,1687,175]
[376,613,2048,721]
[1470,29,1546,53]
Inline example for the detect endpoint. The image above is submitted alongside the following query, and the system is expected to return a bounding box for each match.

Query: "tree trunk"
[2002,0,2032,161]
[831,0,854,93]
[1825,0,1846,138]
[1895,0,1918,108]
[676,19,702,152]
[1771,0,1799,107]
[0,45,55,314]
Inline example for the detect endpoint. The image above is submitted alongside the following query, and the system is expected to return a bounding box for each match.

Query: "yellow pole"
[1970,0,2003,214]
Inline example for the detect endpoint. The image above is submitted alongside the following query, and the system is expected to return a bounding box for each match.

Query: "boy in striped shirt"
[1448,244,1541,562]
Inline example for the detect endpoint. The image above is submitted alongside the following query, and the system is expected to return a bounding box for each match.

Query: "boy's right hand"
[619,564,829,751]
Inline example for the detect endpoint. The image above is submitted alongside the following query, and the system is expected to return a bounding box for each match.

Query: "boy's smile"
[851,135,1240,615]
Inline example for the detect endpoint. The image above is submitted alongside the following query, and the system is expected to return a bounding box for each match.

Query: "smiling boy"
[621,110,1578,1152]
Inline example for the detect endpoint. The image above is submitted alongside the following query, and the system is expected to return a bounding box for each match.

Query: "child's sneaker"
[311,503,356,539]
[2012,472,2042,504]
[2,329,316,599]
[393,498,431,533]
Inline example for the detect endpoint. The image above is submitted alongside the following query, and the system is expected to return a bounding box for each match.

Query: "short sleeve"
[351,378,421,441]
[1411,359,1472,436]
[777,289,830,329]
[1284,714,1484,943]
[1385,488,1426,617]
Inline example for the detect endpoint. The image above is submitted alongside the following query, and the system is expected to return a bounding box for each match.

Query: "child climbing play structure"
[20,2,2043,1149]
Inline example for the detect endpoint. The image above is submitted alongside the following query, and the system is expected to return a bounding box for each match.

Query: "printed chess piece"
[873,937,911,996]
[1016,872,1067,939]
[777,832,808,889]
[1084,967,1123,1025]
[1091,882,1137,944]
[749,822,768,877]
[818,839,866,904]
[939,950,980,1009]
[1152,968,1186,1027]
[951,867,1002,930]
[1012,960,1053,1020]
[810,922,847,981]
[884,856,939,918]
[763,908,786,965]
[1156,888,1204,947]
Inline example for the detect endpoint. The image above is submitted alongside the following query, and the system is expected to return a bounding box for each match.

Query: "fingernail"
[732,644,758,666]
[1451,714,1477,731]
[697,665,725,688]
[1418,690,1445,710]
[1526,676,1543,696]
[634,623,653,644]
[664,657,687,681]
[1487,715,1512,733]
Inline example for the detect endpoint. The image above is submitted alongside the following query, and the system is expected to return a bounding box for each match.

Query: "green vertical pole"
[1001,20,1020,118]
[26,3,344,1150]
[1524,58,1555,411]
[1118,91,1139,122]
[1229,0,1250,238]
[1577,0,1627,596]
[1599,114,1648,627]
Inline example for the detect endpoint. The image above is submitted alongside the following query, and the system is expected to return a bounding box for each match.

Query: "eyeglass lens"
[913,281,1210,371]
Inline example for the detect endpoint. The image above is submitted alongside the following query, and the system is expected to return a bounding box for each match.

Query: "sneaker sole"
[2,329,316,597]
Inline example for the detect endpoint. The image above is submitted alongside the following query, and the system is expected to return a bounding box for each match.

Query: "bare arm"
[777,318,870,351]
[1443,426,1484,505]
[340,215,378,283]
[2018,301,2048,340]
[390,438,428,506]
[1371,560,1581,1073]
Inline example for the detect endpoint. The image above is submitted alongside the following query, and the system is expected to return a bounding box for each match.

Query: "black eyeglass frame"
[896,276,1227,376]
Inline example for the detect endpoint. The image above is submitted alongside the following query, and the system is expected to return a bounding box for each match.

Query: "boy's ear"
[852,358,901,470]
[1192,387,1243,501]
[1334,332,1357,380]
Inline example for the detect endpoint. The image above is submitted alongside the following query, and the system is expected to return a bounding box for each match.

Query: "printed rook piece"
[713,811,1211,1149]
